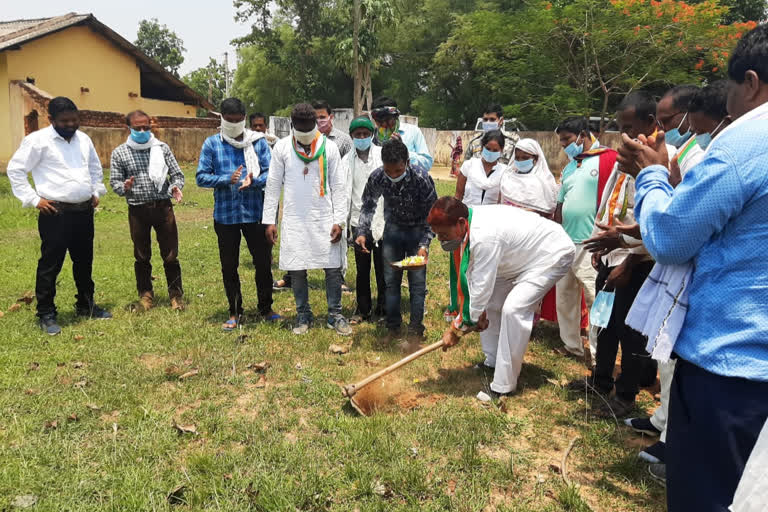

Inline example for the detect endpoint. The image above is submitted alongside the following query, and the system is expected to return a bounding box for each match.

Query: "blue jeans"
[289,268,343,325]
[381,224,427,334]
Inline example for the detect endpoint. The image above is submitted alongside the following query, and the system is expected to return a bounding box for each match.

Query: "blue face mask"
[564,137,583,161]
[590,289,616,328]
[482,148,501,163]
[353,136,373,151]
[695,119,726,150]
[386,170,407,183]
[130,128,151,144]
[515,159,534,173]
[665,113,692,148]
[482,121,499,132]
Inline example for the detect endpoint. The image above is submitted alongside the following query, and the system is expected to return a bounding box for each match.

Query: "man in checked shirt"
[110,110,185,312]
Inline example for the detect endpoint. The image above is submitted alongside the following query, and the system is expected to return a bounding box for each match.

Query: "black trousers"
[593,259,657,400]
[667,358,768,511]
[214,222,273,317]
[36,208,95,317]
[128,200,182,299]
[353,238,385,317]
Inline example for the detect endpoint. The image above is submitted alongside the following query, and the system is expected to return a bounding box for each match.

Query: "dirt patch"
[349,376,445,416]
[174,207,214,223]
[137,353,170,371]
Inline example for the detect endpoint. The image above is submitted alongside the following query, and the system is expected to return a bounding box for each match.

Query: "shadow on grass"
[415,362,557,398]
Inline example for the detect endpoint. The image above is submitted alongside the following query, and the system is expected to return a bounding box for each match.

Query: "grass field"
[0,167,666,511]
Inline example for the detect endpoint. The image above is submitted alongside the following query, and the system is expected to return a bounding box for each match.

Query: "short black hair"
[372,96,397,110]
[48,97,78,118]
[220,97,246,116]
[555,116,589,135]
[311,100,332,115]
[249,112,266,124]
[662,85,699,111]
[728,23,768,83]
[381,138,409,164]
[617,91,657,120]
[481,129,505,149]
[291,103,317,123]
[689,80,730,120]
[483,103,503,117]
[125,109,150,126]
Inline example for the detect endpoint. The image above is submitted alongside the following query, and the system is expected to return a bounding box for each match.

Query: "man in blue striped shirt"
[617,23,768,511]
[196,98,278,330]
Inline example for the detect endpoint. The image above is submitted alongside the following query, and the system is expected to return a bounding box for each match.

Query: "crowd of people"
[6,22,768,512]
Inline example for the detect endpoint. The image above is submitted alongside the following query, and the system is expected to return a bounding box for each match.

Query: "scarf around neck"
[293,132,328,196]
[448,208,474,328]
[126,133,168,192]
[221,129,264,181]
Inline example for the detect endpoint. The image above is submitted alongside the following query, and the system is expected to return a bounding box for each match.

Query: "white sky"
[3,0,251,75]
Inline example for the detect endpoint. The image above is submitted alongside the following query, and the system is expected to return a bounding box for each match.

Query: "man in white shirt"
[430,198,575,399]
[7,97,112,335]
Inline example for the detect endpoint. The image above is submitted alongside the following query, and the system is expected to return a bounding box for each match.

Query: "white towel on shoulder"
[126,134,168,192]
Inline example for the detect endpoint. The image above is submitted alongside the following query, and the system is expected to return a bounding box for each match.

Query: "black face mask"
[54,125,78,139]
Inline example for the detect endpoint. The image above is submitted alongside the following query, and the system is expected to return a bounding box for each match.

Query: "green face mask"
[377,119,400,142]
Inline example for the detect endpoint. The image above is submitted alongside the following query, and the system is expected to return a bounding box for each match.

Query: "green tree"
[135,18,186,77]
[183,58,228,115]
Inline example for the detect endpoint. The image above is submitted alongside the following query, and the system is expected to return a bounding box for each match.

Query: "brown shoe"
[139,293,153,312]
[170,297,185,311]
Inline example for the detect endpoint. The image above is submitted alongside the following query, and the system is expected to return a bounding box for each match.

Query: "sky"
[3,0,252,75]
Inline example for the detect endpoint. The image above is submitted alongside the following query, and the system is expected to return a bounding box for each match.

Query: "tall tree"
[183,58,228,113]
[135,19,186,77]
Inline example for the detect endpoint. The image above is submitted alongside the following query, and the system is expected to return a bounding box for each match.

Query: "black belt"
[49,200,92,212]
[130,199,172,209]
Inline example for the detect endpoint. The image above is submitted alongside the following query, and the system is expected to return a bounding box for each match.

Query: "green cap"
[349,115,375,134]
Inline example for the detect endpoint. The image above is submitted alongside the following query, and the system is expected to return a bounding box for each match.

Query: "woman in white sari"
[498,138,558,217]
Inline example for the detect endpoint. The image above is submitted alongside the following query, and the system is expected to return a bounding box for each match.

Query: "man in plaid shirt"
[196,98,278,331]
[110,110,185,312]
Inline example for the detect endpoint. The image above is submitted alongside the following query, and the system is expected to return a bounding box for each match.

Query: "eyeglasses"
[371,106,400,121]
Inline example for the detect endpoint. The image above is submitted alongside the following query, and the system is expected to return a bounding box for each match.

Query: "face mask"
[564,137,583,161]
[440,238,462,252]
[353,136,373,151]
[221,118,245,139]
[590,289,615,328]
[482,148,501,163]
[377,119,400,142]
[54,125,77,139]
[386,170,407,183]
[482,121,499,132]
[665,113,692,148]
[515,159,534,173]
[317,118,332,133]
[696,118,726,150]
[130,129,151,144]
[294,127,318,145]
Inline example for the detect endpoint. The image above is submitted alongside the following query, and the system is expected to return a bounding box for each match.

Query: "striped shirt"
[110,143,184,205]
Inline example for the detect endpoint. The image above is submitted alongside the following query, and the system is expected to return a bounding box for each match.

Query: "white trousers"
[650,359,676,442]
[481,257,573,394]
[555,245,598,358]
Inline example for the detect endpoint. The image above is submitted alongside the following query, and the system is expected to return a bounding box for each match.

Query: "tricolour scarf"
[448,208,474,329]
[221,129,264,180]
[293,132,328,196]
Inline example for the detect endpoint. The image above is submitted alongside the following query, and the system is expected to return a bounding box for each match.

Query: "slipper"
[221,319,238,331]
[264,312,282,322]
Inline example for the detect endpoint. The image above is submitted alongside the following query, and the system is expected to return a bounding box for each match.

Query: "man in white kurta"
[429,198,575,398]
[262,103,350,336]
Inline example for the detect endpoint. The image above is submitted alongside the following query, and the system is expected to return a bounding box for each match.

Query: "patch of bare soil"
[349,376,445,416]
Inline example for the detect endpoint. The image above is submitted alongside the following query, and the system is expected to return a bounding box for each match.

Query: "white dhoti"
[650,359,676,442]
[555,245,598,358]
[481,258,572,393]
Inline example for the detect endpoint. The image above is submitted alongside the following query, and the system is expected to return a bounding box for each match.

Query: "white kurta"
[459,158,504,206]
[465,205,575,393]
[263,136,348,271]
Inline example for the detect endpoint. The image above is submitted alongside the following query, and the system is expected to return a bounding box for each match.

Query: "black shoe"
[594,396,636,419]
[39,314,62,336]
[639,441,665,464]
[473,362,495,373]
[76,303,112,319]
[566,376,610,395]
[624,417,662,436]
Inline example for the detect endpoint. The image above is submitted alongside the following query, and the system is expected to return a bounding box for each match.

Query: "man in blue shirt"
[355,139,437,343]
[370,96,433,171]
[196,98,278,331]
[616,23,768,511]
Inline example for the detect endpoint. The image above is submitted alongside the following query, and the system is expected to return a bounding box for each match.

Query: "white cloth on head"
[498,138,557,215]
[464,205,575,392]
[221,128,265,178]
[126,133,168,192]
[262,136,348,271]
[7,126,106,208]
[459,158,504,206]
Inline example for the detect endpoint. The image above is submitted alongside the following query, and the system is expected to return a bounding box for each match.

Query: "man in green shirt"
[554,117,615,362]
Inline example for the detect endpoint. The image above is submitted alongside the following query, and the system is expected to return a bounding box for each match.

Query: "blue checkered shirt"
[196,134,272,224]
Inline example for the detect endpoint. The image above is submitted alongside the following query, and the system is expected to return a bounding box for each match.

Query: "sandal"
[264,311,282,322]
[349,314,365,325]
[221,318,238,331]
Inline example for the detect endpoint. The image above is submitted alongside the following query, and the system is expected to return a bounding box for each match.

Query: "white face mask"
[221,118,245,138]
[294,126,318,145]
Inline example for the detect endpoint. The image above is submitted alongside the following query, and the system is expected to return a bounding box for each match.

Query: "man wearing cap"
[370,96,433,171]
